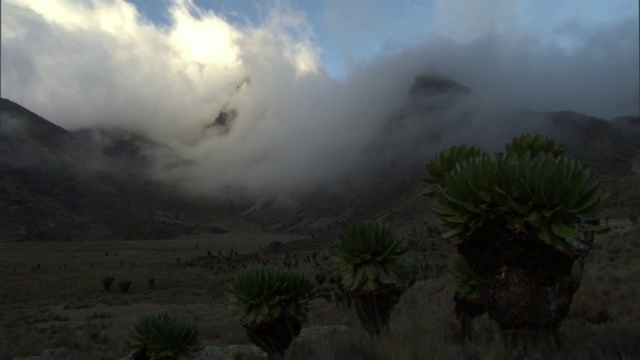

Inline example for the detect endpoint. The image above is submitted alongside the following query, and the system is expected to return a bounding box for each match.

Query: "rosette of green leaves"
[426,137,607,254]
[227,265,315,326]
[450,256,480,300]
[427,153,498,238]
[494,153,606,250]
[505,134,565,159]
[330,222,418,293]
[129,311,203,360]
[424,145,484,189]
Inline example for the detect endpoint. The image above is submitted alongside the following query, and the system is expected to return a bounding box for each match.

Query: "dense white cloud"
[1,0,638,196]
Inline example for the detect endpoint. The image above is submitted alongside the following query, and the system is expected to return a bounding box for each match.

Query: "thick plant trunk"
[457,219,584,360]
[501,325,560,360]
[482,264,575,360]
[245,315,302,359]
[454,293,485,342]
[353,289,402,336]
[131,344,150,360]
[458,311,475,342]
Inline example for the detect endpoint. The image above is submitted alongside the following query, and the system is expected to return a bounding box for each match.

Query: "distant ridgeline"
[0,77,638,241]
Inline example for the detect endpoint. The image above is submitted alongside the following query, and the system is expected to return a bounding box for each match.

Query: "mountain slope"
[1,74,638,242]
[0,98,226,241]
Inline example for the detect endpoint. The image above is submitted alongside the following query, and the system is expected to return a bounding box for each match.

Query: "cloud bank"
[1,0,638,196]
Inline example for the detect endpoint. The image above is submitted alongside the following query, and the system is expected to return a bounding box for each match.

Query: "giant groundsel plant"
[425,134,607,359]
[330,222,417,335]
[227,265,315,358]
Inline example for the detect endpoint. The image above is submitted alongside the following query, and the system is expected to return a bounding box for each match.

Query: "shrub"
[129,311,203,360]
[118,281,132,293]
[449,255,480,301]
[101,276,115,292]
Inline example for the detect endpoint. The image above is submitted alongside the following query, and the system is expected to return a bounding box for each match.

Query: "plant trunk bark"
[501,325,560,360]
[245,315,301,358]
[454,294,485,342]
[354,289,402,336]
[457,218,585,360]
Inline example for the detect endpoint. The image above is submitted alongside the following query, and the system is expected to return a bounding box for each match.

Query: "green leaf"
[550,222,578,238]
[577,223,607,232]
[510,200,532,215]
[359,254,373,261]
[442,227,464,238]
[524,210,543,228]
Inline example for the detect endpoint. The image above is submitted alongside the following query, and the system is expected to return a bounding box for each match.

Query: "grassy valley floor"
[0,222,639,360]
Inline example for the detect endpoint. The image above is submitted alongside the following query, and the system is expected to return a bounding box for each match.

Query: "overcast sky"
[1,0,638,195]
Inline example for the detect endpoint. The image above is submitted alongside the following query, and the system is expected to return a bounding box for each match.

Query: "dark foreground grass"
[1,224,639,360]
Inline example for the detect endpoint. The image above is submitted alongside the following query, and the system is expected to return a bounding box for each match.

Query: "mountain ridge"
[1,75,638,242]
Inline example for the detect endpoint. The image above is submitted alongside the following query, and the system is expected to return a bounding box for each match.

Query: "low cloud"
[1,0,638,196]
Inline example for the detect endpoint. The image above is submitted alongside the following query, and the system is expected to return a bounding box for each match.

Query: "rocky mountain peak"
[409,75,472,98]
